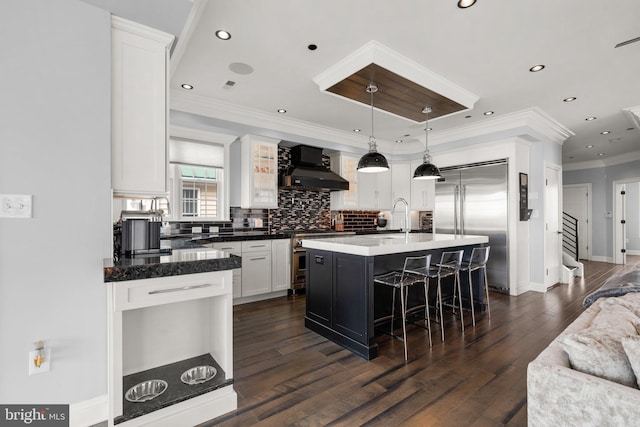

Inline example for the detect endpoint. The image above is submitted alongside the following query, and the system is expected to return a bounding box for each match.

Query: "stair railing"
[562,212,579,261]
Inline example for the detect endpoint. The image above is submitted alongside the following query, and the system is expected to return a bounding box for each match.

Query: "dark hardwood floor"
[199,257,640,427]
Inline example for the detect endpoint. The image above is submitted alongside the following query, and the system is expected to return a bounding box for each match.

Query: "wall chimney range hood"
[280,145,349,191]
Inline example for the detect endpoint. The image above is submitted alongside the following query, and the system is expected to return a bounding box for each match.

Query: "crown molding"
[428,107,573,147]
[312,40,479,110]
[563,150,640,171]
[170,124,237,145]
[622,105,640,129]
[111,15,175,48]
[171,89,373,149]
[169,0,209,76]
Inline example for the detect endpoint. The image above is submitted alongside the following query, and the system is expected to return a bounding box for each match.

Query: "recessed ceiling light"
[585,145,594,148]
[484,111,494,116]
[457,0,477,8]
[426,127,432,131]
[307,44,318,51]
[465,115,472,118]
[215,30,231,40]
[181,84,193,90]
[395,139,403,143]
[585,116,597,121]
[597,153,605,157]
[563,97,577,102]
[529,64,545,72]
[600,131,611,135]
[277,109,287,114]
[353,129,361,133]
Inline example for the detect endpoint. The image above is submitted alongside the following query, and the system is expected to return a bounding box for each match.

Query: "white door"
[545,164,562,287]
[563,185,590,260]
[614,183,627,265]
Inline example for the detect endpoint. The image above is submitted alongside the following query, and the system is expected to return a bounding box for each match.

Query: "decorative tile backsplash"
[332,210,380,231]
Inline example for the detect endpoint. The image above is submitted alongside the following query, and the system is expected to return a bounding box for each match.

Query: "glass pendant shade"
[357,83,389,173]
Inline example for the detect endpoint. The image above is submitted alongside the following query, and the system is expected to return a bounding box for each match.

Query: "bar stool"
[459,246,491,326]
[428,250,464,342]
[374,255,432,360]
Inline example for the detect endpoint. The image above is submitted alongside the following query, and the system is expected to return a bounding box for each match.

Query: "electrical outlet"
[209,226,219,233]
[192,226,202,234]
[28,348,51,375]
[0,194,32,218]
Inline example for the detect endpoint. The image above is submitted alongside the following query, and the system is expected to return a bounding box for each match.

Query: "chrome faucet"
[392,198,410,237]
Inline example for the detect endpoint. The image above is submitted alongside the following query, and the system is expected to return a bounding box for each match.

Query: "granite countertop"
[302,233,489,256]
[104,248,241,282]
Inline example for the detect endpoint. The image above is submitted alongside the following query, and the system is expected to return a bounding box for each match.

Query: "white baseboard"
[591,255,614,263]
[233,290,287,306]
[70,394,108,427]
[627,249,640,256]
[526,281,548,293]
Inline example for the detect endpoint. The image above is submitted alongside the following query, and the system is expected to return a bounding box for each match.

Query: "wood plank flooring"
[198,257,640,427]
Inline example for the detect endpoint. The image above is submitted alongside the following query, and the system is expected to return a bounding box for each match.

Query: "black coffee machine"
[116,210,167,257]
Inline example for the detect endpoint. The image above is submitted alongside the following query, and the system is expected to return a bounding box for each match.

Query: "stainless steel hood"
[280,145,349,191]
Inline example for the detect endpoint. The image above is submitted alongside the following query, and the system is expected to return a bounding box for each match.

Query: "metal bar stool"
[428,250,464,342]
[374,255,432,360]
[459,246,491,326]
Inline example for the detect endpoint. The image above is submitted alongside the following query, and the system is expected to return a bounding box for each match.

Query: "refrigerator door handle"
[454,185,459,235]
[461,184,466,235]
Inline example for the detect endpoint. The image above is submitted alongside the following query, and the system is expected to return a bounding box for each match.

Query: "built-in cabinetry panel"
[330,153,359,210]
[410,159,436,211]
[358,169,392,210]
[211,242,242,298]
[206,239,290,300]
[111,17,174,197]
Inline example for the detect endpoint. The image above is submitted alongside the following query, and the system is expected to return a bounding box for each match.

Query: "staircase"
[561,212,583,283]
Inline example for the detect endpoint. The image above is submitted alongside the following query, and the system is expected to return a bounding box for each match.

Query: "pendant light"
[413,105,441,180]
[357,83,389,173]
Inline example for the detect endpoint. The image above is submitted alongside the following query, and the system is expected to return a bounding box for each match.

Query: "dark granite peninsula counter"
[302,233,489,360]
[104,248,241,282]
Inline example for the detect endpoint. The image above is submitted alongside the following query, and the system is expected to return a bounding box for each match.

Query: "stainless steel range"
[290,231,354,293]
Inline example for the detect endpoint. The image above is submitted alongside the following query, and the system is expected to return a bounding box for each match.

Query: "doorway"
[563,184,592,261]
[545,163,562,287]
[614,178,640,264]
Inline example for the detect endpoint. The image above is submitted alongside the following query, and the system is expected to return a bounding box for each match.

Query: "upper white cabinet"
[410,159,436,210]
[329,153,359,210]
[239,135,279,209]
[111,17,174,197]
[390,161,412,204]
[358,169,392,210]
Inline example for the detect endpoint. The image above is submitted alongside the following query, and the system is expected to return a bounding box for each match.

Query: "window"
[176,164,222,219]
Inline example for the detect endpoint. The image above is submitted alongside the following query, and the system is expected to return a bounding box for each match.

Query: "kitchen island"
[302,233,489,360]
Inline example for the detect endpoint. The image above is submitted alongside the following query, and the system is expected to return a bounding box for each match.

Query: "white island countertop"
[302,233,489,256]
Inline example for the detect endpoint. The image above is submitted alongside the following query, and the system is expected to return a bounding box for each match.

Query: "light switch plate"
[0,194,32,218]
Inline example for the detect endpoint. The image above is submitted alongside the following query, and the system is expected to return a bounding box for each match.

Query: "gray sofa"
[527,293,640,426]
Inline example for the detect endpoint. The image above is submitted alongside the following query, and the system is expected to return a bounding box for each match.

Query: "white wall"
[564,159,640,260]
[0,0,111,405]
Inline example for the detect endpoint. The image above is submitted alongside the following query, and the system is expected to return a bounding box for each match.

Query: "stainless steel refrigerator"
[435,160,509,291]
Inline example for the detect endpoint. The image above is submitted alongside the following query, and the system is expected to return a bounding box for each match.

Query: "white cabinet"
[211,242,242,298]
[271,239,291,291]
[111,17,174,197]
[330,153,359,210]
[358,169,392,210]
[410,159,436,210]
[240,135,279,208]
[390,161,412,204]
[241,240,272,296]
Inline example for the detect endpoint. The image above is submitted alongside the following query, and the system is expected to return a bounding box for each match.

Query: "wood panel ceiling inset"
[327,63,466,122]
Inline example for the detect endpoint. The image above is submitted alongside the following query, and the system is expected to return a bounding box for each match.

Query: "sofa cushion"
[622,336,640,388]
[560,302,640,387]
